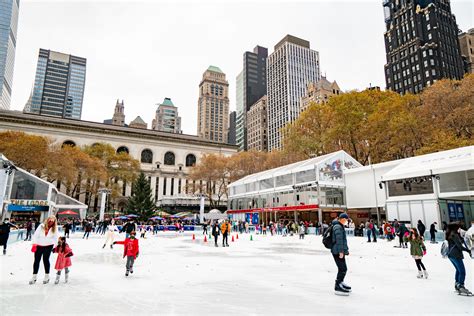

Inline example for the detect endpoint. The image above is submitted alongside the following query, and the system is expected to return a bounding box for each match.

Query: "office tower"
[228,111,236,145]
[300,76,341,113]
[267,35,320,151]
[108,99,125,126]
[235,45,268,151]
[247,95,268,152]
[197,66,229,142]
[24,49,86,119]
[459,28,474,74]
[152,97,182,133]
[0,0,20,110]
[383,0,465,94]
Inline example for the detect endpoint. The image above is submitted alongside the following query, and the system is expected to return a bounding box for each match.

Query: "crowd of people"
[0,213,473,297]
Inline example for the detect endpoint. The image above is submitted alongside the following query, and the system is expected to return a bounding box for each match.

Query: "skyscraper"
[300,76,341,113]
[383,0,465,94]
[247,95,268,152]
[0,0,19,110]
[235,46,268,151]
[152,97,182,133]
[197,66,229,143]
[267,35,320,151]
[228,111,236,145]
[24,49,86,119]
[459,28,474,74]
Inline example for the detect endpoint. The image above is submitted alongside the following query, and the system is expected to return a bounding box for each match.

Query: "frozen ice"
[0,232,472,315]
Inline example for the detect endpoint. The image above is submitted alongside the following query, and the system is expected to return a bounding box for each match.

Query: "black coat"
[211,224,220,236]
[417,222,426,236]
[448,233,470,260]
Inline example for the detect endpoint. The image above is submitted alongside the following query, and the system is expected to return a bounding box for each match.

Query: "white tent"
[381,146,474,181]
[204,209,227,220]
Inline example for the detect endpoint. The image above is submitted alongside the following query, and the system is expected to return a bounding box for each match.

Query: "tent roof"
[381,146,474,181]
[229,150,361,187]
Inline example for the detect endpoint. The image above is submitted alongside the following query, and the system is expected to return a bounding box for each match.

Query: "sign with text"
[8,199,49,212]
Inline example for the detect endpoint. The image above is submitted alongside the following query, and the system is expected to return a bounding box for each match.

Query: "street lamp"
[0,155,16,220]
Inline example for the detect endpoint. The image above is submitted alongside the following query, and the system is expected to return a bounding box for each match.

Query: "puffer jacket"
[331,220,349,255]
[448,233,470,260]
[404,237,426,257]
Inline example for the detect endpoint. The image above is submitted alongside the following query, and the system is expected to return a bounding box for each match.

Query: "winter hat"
[339,213,349,219]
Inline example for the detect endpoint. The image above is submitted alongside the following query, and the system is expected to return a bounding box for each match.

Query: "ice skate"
[334,283,350,296]
[125,270,129,277]
[457,285,473,296]
[110,244,113,249]
[130,267,134,274]
[54,274,60,285]
[3,249,6,255]
[340,282,352,292]
[417,271,423,279]
[43,274,50,284]
[423,270,428,279]
[65,272,69,283]
[29,274,37,285]
[102,244,106,249]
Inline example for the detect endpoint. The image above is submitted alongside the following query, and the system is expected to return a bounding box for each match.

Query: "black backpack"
[322,224,335,249]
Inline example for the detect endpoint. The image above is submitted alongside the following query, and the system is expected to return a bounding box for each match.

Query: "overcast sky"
[10,0,473,135]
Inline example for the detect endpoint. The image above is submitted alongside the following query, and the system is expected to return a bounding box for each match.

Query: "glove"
[423,250,427,256]
[113,242,116,245]
[404,232,409,237]
[136,253,139,258]
[31,244,37,253]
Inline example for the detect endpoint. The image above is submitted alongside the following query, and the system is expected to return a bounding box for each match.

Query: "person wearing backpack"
[325,213,351,296]
[445,222,472,296]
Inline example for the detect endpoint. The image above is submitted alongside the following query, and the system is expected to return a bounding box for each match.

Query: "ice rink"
[0,231,472,315]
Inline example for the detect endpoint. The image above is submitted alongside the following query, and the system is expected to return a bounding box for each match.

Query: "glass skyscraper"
[0,0,20,110]
[24,49,86,119]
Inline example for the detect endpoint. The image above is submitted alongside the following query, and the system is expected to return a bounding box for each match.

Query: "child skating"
[404,228,428,279]
[53,237,73,284]
[114,231,139,276]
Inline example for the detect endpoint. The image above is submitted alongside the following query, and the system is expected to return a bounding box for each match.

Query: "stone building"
[129,116,147,129]
[300,77,341,113]
[197,66,229,143]
[459,28,474,74]
[246,96,268,152]
[0,110,237,213]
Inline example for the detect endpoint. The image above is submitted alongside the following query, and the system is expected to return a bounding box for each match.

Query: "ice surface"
[0,232,472,315]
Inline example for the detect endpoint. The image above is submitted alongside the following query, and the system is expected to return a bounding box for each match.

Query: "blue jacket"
[331,220,349,255]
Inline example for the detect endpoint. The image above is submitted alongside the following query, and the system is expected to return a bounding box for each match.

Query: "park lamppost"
[98,188,112,221]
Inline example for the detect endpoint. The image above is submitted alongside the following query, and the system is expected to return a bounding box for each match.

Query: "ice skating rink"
[0,232,472,315]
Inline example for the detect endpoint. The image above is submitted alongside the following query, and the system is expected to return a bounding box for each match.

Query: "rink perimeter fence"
[6,226,447,246]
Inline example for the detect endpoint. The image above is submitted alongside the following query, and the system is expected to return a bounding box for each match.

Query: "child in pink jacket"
[53,237,73,284]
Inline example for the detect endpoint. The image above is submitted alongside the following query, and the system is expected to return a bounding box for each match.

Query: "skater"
[365,220,372,242]
[221,220,230,247]
[212,221,220,247]
[370,219,377,242]
[25,219,33,241]
[446,222,472,296]
[53,237,73,284]
[121,219,136,238]
[202,221,208,235]
[430,222,438,243]
[397,223,408,248]
[103,221,117,249]
[140,226,146,239]
[114,231,140,277]
[404,228,428,279]
[0,218,18,255]
[417,220,426,240]
[83,221,92,239]
[63,220,71,238]
[30,216,60,284]
[331,213,351,296]
[299,222,305,239]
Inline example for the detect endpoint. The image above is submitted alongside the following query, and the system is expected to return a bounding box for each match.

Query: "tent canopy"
[381,146,474,181]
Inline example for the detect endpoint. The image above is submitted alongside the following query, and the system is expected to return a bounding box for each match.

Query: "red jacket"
[115,238,139,258]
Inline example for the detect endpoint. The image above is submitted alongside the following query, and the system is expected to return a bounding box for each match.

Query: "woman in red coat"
[114,231,139,277]
[53,237,73,284]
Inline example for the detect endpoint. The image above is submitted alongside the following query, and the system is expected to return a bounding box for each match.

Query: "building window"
[140,149,153,164]
[164,152,175,165]
[178,178,182,194]
[117,146,129,154]
[163,177,167,195]
[62,140,76,147]
[185,154,196,167]
[170,178,174,196]
[155,177,159,198]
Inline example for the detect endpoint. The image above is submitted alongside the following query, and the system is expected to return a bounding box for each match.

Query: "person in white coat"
[465,220,474,258]
[30,216,60,285]
[103,220,118,249]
